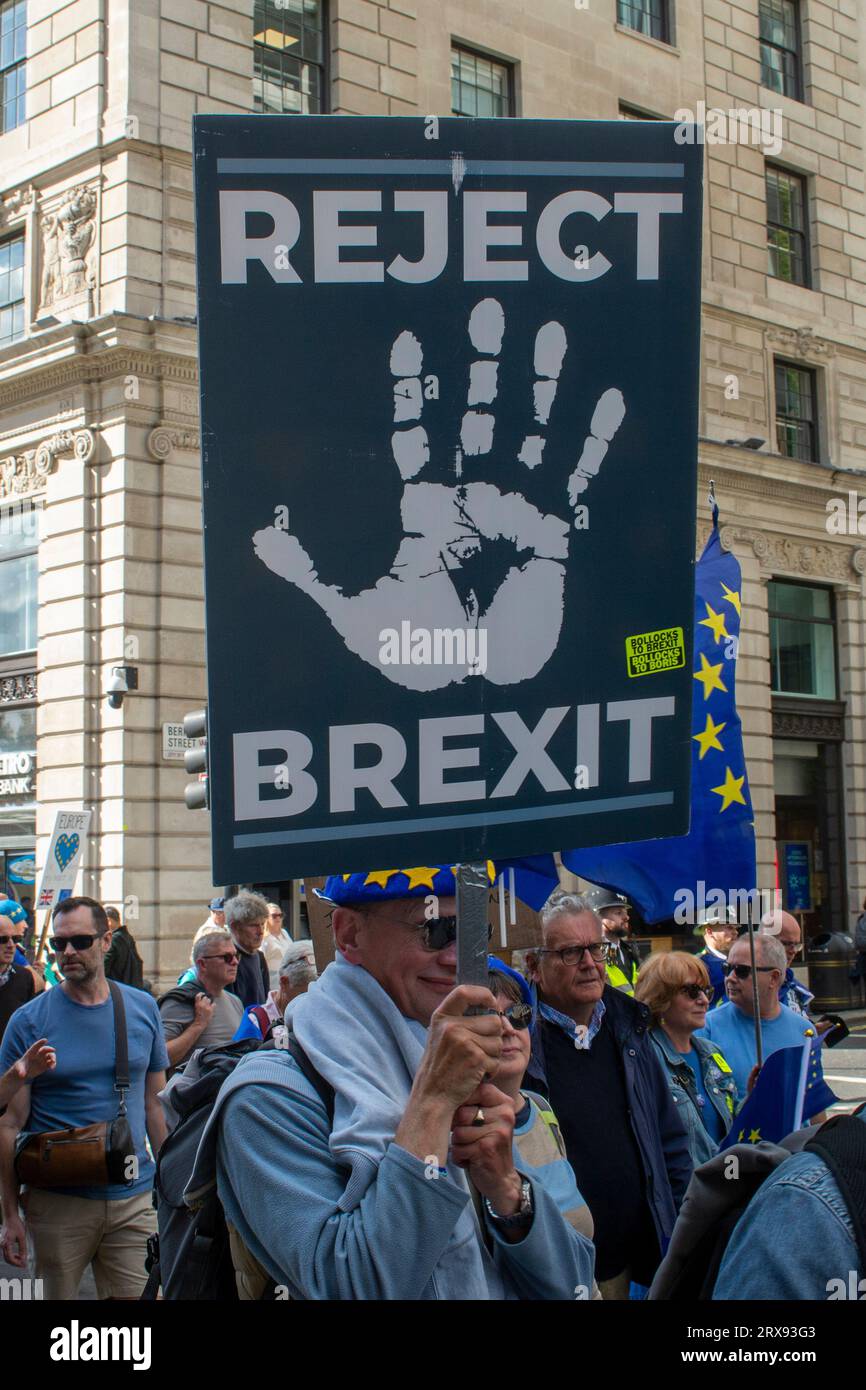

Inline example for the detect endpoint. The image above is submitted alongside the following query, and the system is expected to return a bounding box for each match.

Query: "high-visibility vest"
[606,952,639,995]
[709,1050,736,1117]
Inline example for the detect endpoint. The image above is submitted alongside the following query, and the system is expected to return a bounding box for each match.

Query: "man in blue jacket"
[713,1105,866,1300]
[525,891,692,1299]
[208,867,595,1300]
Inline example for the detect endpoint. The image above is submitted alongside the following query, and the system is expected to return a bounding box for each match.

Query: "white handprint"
[253,299,625,690]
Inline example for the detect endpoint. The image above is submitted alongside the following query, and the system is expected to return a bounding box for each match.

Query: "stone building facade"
[0,0,864,984]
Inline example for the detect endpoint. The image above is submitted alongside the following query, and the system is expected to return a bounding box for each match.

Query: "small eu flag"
[718,1039,837,1150]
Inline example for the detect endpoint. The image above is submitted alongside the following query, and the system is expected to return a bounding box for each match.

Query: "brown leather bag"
[14,982,136,1189]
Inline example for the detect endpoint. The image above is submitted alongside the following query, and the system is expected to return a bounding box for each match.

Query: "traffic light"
[183,708,209,810]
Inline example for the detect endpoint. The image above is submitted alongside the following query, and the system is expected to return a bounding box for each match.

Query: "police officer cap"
[583,885,630,914]
[695,904,738,928]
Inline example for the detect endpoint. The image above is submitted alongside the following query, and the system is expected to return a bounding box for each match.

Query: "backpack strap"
[804,1113,866,1272]
[285,1032,336,1127]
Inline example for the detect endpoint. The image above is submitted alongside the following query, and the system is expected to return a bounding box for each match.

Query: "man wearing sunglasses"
[697,930,830,1121]
[158,930,245,1069]
[0,896,168,1299]
[0,906,38,1045]
[207,865,594,1300]
[524,891,692,1299]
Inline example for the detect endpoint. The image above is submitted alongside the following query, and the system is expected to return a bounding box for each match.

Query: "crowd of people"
[0,870,861,1302]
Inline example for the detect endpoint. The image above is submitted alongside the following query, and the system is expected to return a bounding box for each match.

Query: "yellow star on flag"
[720,581,741,617]
[401,867,440,891]
[737,1129,745,1142]
[364,869,400,889]
[693,713,726,760]
[748,1128,761,1144]
[693,652,728,700]
[699,602,729,644]
[342,874,353,882]
[711,767,747,812]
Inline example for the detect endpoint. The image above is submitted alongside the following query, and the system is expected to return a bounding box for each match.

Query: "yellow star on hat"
[711,767,747,812]
[693,713,726,760]
[363,870,400,889]
[693,652,728,700]
[401,867,440,891]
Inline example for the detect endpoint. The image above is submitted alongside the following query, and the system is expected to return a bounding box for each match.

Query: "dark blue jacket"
[696,946,727,1009]
[525,985,693,1251]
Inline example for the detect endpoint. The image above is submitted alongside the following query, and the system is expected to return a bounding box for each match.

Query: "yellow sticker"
[625,627,685,678]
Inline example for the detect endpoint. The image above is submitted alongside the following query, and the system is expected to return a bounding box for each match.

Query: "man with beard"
[584,885,641,996]
[0,897,168,1298]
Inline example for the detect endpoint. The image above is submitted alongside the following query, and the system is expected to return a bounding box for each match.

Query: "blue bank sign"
[192,115,702,883]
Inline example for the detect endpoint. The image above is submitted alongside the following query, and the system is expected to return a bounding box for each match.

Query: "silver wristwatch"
[484,1178,534,1229]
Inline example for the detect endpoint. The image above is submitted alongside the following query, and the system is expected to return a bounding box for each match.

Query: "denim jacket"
[650,1028,736,1167]
[714,1127,863,1300]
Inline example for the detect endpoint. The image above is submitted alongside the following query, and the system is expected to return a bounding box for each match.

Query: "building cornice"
[0,428,97,501]
[719,525,866,582]
[0,342,198,410]
[697,453,840,510]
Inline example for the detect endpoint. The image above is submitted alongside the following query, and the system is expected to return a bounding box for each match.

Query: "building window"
[769,582,836,699]
[617,1,670,45]
[759,0,802,103]
[0,234,24,347]
[0,500,39,657]
[766,165,809,287]
[253,0,326,115]
[618,103,664,120]
[775,359,818,462]
[451,45,514,118]
[0,0,26,135]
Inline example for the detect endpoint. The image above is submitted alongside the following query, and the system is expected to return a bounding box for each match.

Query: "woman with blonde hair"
[635,951,737,1165]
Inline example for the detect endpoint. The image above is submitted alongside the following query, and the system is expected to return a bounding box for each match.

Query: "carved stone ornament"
[772,708,844,741]
[764,326,834,360]
[0,429,96,501]
[720,526,865,581]
[147,426,201,460]
[0,184,34,227]
[0,673,37,704]
[40,186,97,308]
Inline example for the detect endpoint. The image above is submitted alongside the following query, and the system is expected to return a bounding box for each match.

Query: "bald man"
[763,910,831,1034]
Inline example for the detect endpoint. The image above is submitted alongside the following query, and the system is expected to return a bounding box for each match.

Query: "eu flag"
[561,507,757,923]
[719,1039,837,1150]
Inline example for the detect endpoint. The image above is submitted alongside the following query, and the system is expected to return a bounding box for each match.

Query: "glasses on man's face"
[203,952,238,965]
[723,962,775,980]
[385,915,493,952]
[537,942,610,967]
[497,1003,533,1031]
[680,983,714,1003]
[0,935,24,947]
[49,934,100,954]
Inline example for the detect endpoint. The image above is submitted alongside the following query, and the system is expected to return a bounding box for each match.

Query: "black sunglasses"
[0,935,25,947]
[680,983,714,1003]
[497,1003,532,1030]
[385,915,493,952]
[203,952,239,965]
[723,962,775,979]
[49,934,101,953]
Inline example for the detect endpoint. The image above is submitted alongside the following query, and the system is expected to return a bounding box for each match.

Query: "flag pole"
[746,898,763,1069]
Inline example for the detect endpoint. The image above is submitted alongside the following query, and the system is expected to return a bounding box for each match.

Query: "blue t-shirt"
[0,983,169,1200]
[683,1047,724,1145]
[697,1002,825,1113]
